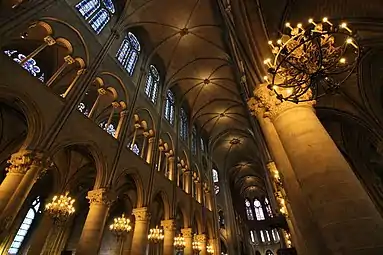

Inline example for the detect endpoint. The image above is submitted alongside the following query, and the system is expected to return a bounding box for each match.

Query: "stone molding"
[181,228,193,238]
[86,188,114,206]
[6,150,46,175]
[161,219,175,231]
[247,83,315,121]
[195,234,207,243]
[132,207,150,222]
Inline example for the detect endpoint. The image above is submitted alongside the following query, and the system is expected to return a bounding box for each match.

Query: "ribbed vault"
[120,0,263,198]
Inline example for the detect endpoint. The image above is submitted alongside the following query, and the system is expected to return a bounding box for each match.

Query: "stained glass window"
[100,122,116,137]
[179,107,188,141]
[260,230,265,243]
[200,137,205,151]
[250,231,255,243]
[4,50,44,82]
[265,230,271,242]
[76,0,115,34]
[132,143,140,155]
[191,126,197,154]
[8,197,41,254]
[245,199,254,220]
[254,199,265,221]
[272,229,280,243]
[77,102,89,116]
[89,9,110,34]
[265,198,273,218]
[76,0,100,19]
[144,65,160,104]
[116,32,141,75]
[212,169,219,183]
[164,90,175,125]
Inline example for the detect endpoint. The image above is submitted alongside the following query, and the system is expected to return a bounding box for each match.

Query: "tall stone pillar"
[146,136,155,164]
[76,189,114,255]
[0,150,47,229]
[122,231,133,255]
[184,170,191,194]
[181,228,193,255]
[168,156,175,181]
[131,207,150,255]
[196,234,207,255]
[161,219,175,255]
[250,84,383,255]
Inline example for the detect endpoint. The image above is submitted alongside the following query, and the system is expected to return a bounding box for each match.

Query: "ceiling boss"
[263,17,360,103]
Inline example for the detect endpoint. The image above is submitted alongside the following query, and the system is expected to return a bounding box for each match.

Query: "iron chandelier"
[264,17,360,103]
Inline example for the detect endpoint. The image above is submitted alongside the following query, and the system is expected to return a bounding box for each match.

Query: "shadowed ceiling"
[120,0,265,198]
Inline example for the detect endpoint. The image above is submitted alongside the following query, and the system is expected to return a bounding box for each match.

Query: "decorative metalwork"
[148,226,164,243]
[264,18,360,102]
[109,214,132,239]
[45,192,75,222]
[174,234,186,252]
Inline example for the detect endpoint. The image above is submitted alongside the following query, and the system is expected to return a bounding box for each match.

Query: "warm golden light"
[207,244,214,254]
[174,235,186,251]
[339,58,346,64]
[148,226,164,243]
[109,214,132,238]
[45,192,75,221]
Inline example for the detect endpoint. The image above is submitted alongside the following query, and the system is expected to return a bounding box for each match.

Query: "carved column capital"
[132,207,150,222]
[195,234,207,243]
[181,228,193,238]
[161,219,175,231]
[6,150,48,175]
[247,83,315,121]
[86,188,114,206]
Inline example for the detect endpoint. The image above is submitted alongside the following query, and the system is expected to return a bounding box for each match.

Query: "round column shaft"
[76,189,113,255]
[131,207,150,255]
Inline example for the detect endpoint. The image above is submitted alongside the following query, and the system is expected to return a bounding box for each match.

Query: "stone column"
[131,207,150,255]
[168,156,175,181]
[181,228,193,255]
[250,84,383,255]
[115,110,128,139]
[122,231,133,255]
[76,189,114,255]
[161,219,175,255]
[0,150,47,229]
[196,234,207,255]
[184,170,191,194]
[146,136,155,164]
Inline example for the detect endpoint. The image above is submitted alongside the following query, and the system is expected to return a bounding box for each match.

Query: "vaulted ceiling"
[120,0,265,198]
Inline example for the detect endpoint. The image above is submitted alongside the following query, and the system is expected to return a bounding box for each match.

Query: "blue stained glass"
[117,39,131,63]
[76,0,101,20]
[144,65,160,104]
[102,0,115,13]
[8,197,40,254]
[4,50,44,81]
[89,9,110,34]
[179,108,188,141]
[116,33,141,75]
[164,90,175,125]
[132,143,140,155]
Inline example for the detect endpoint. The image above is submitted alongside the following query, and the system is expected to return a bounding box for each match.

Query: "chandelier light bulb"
[340,22,352,33]
[285,22,292,29]
[339,58,346,64]
[45,192,76,222]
